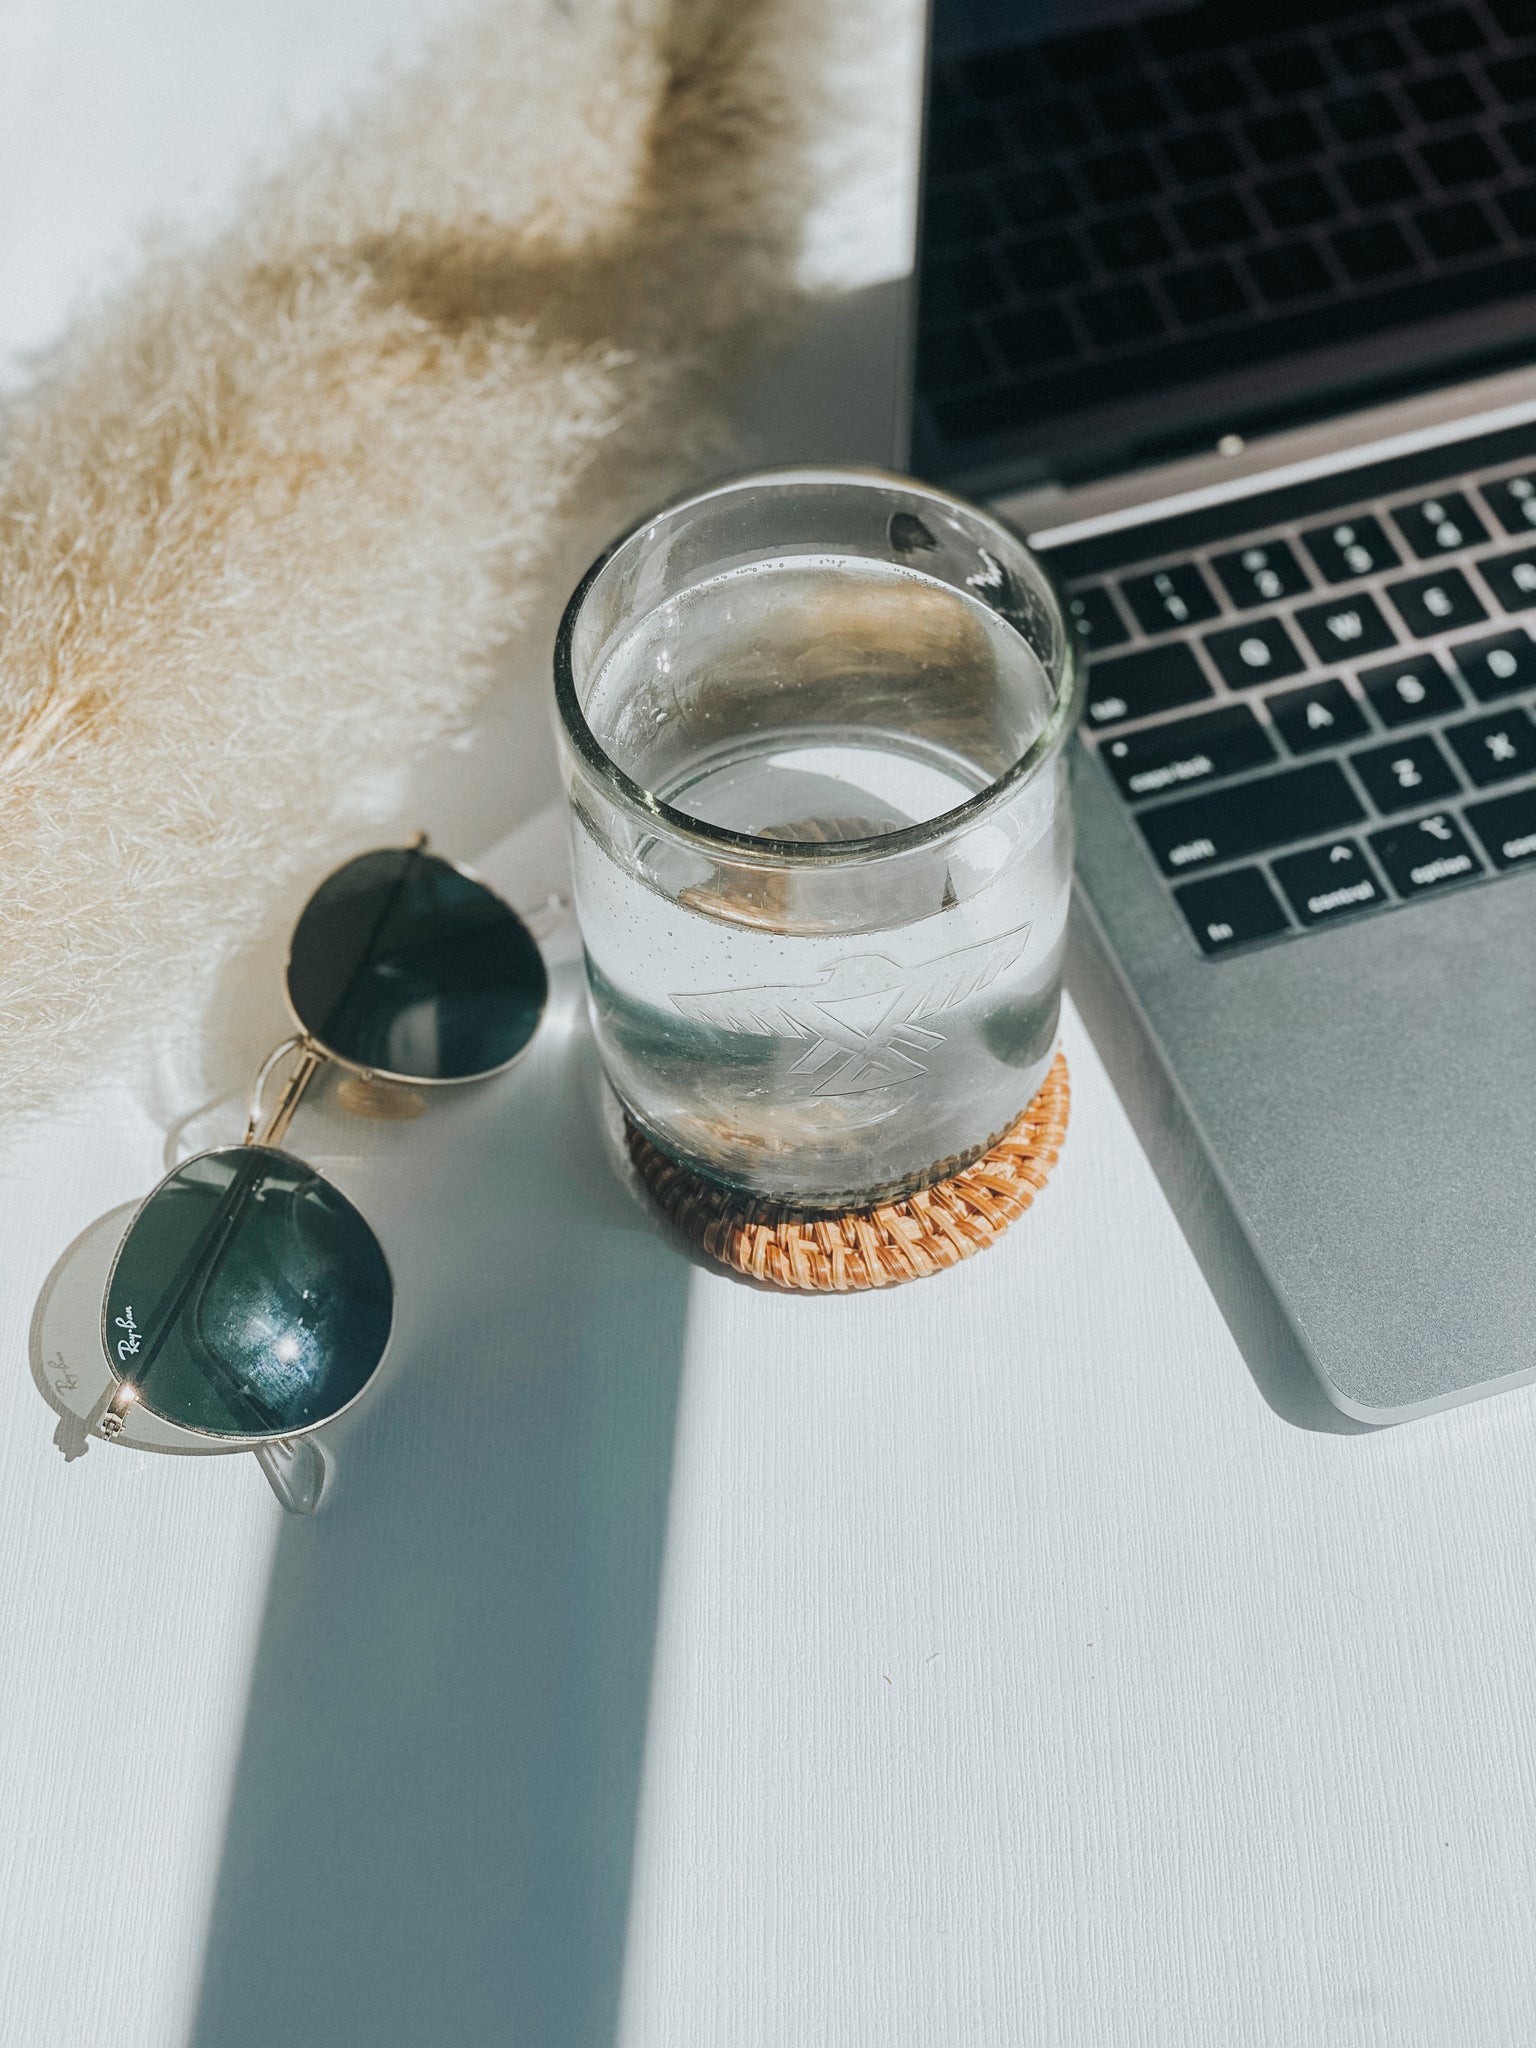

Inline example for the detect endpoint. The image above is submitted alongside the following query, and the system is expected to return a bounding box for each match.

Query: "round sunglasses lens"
[104,1147,393,1440]
[286,847,547,1080]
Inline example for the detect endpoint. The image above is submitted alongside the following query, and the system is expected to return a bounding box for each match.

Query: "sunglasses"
[96,838,549,1489]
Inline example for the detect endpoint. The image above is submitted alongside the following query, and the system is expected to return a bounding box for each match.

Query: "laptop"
[908,0,1536,1423]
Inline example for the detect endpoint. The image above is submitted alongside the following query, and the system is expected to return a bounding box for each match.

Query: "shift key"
[1138,761,1365,876]
[1085,642,1212,730]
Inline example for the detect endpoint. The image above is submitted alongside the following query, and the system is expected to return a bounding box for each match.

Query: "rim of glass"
[552,465,1083,869]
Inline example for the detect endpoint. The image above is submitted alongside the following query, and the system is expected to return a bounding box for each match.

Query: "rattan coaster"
[625,1050,1070,1293]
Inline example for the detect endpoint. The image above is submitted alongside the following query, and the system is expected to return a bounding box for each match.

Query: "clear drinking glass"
[553,467,1082,1210]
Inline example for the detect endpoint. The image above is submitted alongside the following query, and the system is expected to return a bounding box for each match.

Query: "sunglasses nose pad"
[336,1074,427,1121]
[255,1434,328,1515]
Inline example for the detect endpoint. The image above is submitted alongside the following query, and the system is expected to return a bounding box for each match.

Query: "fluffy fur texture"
[0,0,866,1122]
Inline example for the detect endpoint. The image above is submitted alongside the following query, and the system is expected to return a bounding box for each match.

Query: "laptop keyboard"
[1055,424,1536,955]
[919,0,1536,448]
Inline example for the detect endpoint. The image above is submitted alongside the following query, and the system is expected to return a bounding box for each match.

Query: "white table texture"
[3,6,1536,2046]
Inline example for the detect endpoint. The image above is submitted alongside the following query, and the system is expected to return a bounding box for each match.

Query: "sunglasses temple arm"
[245,1037,326,1148]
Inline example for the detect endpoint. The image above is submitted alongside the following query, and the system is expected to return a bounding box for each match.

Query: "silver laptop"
[909,0,1536,1424]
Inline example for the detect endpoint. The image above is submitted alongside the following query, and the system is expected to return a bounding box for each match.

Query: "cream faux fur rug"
[0,0,892,1122]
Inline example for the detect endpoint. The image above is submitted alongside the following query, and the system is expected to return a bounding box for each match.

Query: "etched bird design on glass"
[671,925,1032,1096]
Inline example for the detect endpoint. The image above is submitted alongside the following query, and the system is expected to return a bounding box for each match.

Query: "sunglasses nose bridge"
[245,1034,327,1149]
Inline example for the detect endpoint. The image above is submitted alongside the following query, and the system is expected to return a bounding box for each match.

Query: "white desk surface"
[4,6,1536,2045]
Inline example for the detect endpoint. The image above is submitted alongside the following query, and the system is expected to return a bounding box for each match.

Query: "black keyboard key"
[1503,114,1536,166]
[997,167,1078,230]
[1144,9,1240,58]
[1464,785,1536,866]
[1252,43,1328,95]
[1452,625,1536,698]
[1094,81,1171,136]
[1100,701,1277,799]
[953,50,1018,101]
[1090,211,1172,270]
[1477,545,1536,610]
[1004,233,1088,295]
[1481,472,1536,536]
[923,249,1006,318]
[916,323,992,390]
[924,179,999,246]
[1294,591,1399,664]
[1081,148,1157,207]
[1444,705,1536,784]
[1139,761,1365,875]
[926,114,1008,178]
[1386,566,1488,635]
[1078,282,1165,346]
[1162,128,1243,183]
[1001,100,1090,153]
[1247,240,1336,302]
[1393,489,1489,557]
[1268,677,1371,754]
[1258,171,1340,229]
[1211,540,1311,609]
[1488,54,1536,106]
[1202,617,1307,688]
[1086,643,1213,729]
[990,305,1077,371]
[1325,91,1405,146]
[1048,26,1138,83]
[1406,72,1484,124]
[1421,133,1502,187]
[1121,562,1221,633]
[1351,732,1462,811]
[1171,61,1249,118]
[1357,651,1464,724]
[1301,514,1402,582]
[1415,198,1500,258]
[1067,586,1131,652]
[1246,111,1324,165]
[1340,151,1420,207]
[1332,220,1417,280]
[1368,811,1485,894]
[1173,192,1255,251]
[1411,7,1485,58]
[1392,488,1489,556]
[1164,261,1249,324]
[1174,867,1291,954]
[1333,24,1408,75]
[1272,838,1388,925]
[1497,183,1536,236]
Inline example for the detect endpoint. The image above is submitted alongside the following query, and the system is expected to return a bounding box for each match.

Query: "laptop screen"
[915,0,1536,491]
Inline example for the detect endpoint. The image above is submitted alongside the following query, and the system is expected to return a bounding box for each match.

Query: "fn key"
[1174,868,1291,955]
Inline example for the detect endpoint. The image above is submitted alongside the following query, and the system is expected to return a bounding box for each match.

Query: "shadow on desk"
[188,960,690,2048]
[175,271,911,2040]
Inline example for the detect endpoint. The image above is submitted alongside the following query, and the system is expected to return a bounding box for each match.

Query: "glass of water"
[553,468,1082,1210]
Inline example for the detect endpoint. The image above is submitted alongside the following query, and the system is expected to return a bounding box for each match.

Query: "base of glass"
[622,1052,1071,1290]
[614,1099,1017,1215]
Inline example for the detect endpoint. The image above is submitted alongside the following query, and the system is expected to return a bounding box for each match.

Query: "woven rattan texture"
[626,1051,1069,1292]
